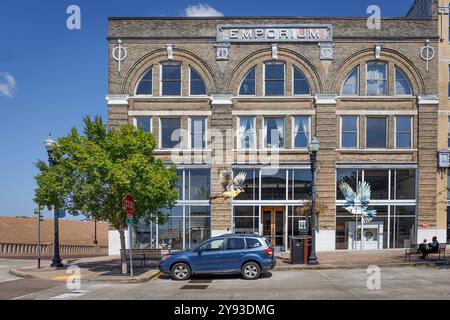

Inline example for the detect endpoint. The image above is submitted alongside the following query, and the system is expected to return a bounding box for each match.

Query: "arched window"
[239,67,256,95]
[395,67,413,96]
[342,67,359,95]
[135,68,152,95]
[293,67,310,95]
[190,67,206,95]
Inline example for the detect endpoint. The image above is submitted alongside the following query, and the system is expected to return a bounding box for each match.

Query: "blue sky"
[0,0,415,219]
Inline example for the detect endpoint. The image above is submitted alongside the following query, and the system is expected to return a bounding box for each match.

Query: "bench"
[120,249,162,268]
[405,243,446,262]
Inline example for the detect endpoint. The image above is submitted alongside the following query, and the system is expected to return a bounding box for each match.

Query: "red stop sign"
[123,194,135,216]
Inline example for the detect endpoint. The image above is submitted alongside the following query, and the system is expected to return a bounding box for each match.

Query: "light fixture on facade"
[374,45,382,59]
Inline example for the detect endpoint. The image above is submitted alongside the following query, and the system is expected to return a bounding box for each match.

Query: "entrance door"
[262,207,285,251]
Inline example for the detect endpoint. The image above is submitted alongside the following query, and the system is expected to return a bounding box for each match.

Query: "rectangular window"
[448,65,450,98]
[233,206,259,235]
[290,170,312,201]
[264,117,285,149]
[293,116,310,148]
[185,169,210,200]
[238,116,256,149]
[366,62,388,96]
[233,169,258,201]
[395,116,412,149]
[448,117,450,148]
[341,116,358,149]
[160,118,181,149]
[261,169,286,201]
[161,63,181,96]
[366,117,387,149]
[190,117,206,149]
[134,116,152,133]
[265,63,285,96]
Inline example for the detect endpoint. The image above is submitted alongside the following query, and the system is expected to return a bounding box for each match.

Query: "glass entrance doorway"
[262,207,285,251]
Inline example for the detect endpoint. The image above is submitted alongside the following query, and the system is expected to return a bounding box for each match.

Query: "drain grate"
[180,285,209,290]
[188,279,213,284]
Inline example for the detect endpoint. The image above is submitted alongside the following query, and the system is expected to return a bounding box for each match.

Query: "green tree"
[34,116,178,274]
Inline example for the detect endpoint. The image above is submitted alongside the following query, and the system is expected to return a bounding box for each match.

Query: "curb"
[83,270,162,284]
[273,261,450,271]
[9,268,34,279]
[9,267,162,284]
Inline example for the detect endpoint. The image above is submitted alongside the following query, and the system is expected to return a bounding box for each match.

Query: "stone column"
[106,95,129,131]
[210,95,234,237]
[417,95,443,242]
[314,94,337,251]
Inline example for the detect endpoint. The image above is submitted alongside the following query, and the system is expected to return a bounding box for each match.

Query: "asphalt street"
[1,260,450,300]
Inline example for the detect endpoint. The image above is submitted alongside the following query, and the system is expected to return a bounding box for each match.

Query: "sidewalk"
[9,250,450,283]
[8,255,160,284]
[274,249,450,270]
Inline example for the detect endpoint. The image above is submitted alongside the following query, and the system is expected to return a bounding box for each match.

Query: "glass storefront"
[336,168,417,250]
[133,168,211,250]
[232,168,312,251]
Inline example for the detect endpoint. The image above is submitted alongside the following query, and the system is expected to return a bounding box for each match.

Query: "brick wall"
[0,217,109,246]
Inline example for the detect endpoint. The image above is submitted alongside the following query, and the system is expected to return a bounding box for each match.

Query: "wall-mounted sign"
[216,24,332,43]
[438,151,450,168]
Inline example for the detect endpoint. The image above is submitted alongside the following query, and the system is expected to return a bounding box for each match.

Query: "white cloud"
[184,3,224,17]
[0,72,16,98]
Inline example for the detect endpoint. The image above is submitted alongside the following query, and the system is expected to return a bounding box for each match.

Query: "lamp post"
[308,137,320,265]
[44,134,64,268]
[93,218,98,245]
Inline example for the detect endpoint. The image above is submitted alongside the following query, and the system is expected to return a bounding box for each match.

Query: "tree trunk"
[118,224,128,275]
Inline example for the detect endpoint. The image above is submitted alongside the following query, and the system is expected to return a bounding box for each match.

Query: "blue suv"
[159,234,276,280]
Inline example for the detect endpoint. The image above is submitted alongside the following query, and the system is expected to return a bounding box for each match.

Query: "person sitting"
[418,236,439,259]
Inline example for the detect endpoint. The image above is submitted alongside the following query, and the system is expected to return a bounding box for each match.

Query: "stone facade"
[107,0,448,251]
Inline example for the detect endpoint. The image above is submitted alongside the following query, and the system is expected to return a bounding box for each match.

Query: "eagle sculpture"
[339,181,377,224]
[217,168,247,199]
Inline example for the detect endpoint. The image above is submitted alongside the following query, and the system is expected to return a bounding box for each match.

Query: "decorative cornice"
[106,94,129,106]
[315,94,337,105]
[418,94,439,105]
[210,94,233,106]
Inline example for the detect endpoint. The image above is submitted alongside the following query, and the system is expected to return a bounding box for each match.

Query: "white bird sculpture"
[339,181,377,224]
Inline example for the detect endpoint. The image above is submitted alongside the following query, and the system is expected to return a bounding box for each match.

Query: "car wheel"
[242,262,261,280]
[171,263,191,281]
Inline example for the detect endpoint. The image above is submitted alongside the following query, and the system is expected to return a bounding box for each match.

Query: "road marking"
[49,290,90,300]
[0,278,20,283]
[51,275,75,281]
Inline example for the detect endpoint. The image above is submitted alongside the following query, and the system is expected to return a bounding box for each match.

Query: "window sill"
[337,148,417,153]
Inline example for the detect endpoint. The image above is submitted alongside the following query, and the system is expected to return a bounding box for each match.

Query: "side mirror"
[197,248,202,255]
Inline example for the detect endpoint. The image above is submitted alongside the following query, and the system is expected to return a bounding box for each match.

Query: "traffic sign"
[123,194,135,215]
[58,209,66,218]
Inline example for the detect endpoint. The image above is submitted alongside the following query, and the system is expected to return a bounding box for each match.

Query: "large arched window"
[239,66,256,96]
[190,67,206,95]
[395,67,413,96]
[293,67,310,95]
[135,68,153,95]
[342,66,359,95]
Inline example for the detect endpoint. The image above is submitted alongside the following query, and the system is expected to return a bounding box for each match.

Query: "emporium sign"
[216,24,332,43]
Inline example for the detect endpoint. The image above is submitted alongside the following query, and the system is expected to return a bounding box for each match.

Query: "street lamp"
[308,137,320,265]
[44,134,64,268]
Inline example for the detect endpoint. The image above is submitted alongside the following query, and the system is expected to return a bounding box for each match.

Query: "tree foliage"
[34,116,179,229]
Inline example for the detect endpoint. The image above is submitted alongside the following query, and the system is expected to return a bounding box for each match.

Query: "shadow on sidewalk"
[66,258,159,277]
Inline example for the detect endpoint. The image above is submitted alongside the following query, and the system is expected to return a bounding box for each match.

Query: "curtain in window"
[275,118,284,148]
[367,63,387,96]
[239,117,254,148]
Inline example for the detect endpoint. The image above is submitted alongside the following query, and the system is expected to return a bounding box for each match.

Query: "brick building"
[107,0,448,251]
